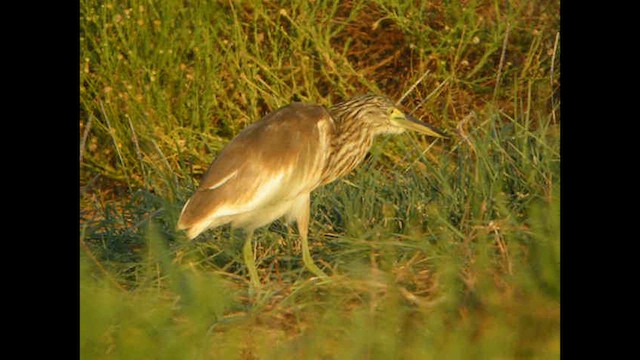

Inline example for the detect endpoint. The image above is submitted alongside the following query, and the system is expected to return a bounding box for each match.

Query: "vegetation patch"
[81,0,560,358]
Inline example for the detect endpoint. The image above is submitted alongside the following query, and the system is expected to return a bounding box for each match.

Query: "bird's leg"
[242,229,261,288]
[295,195,328,279]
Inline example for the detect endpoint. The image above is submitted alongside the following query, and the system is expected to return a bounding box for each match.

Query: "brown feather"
[178,94,443,240]
[177,103,334,238]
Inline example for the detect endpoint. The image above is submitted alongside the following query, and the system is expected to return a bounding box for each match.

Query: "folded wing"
[177,103,334,239]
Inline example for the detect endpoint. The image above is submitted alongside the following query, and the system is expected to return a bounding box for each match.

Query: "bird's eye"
[389,108,403,119]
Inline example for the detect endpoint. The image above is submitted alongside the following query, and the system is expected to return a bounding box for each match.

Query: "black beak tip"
[405,113,447,138]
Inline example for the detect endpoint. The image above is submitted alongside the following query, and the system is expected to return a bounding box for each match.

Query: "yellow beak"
[392,111,446,138]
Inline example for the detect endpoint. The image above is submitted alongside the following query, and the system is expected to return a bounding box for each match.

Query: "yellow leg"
[301,232,328,279]
[294,195,328,279]
[242,230,261,288]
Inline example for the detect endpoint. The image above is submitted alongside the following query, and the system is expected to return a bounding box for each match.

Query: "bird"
[177,94,445,287]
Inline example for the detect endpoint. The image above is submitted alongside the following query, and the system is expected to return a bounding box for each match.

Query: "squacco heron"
[177,94,444,287]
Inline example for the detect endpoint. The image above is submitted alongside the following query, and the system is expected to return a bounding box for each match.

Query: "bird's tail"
[176,197,210,240]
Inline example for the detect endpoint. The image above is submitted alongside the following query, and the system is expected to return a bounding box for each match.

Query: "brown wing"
[177,102,334,238]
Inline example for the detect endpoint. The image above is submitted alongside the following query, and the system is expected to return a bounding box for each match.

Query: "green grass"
[80,0,560,358]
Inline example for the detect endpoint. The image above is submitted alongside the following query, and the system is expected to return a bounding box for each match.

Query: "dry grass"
[80,0,560,358]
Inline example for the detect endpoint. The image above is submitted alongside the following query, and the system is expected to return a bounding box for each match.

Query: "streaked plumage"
[177,94,444,286]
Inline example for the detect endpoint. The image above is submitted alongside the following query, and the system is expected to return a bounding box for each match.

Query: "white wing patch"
[206,170,238,190]
[177,197,192,228]
[206,171,288,221]
[245,171,287,208]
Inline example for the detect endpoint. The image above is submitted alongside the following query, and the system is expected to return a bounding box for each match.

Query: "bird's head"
[330,94,446,138]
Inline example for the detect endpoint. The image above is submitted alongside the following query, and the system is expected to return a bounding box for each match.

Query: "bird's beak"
[391,110,446,138]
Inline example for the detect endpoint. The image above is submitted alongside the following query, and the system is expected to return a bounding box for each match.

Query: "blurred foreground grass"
[80,0,559,358]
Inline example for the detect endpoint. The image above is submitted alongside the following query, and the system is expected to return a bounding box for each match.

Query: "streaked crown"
[329,94,398,132]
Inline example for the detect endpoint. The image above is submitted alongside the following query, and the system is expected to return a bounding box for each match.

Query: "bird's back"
[177,102,335,239]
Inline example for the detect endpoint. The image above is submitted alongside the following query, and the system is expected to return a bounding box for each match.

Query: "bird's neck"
[320,112,376,185]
